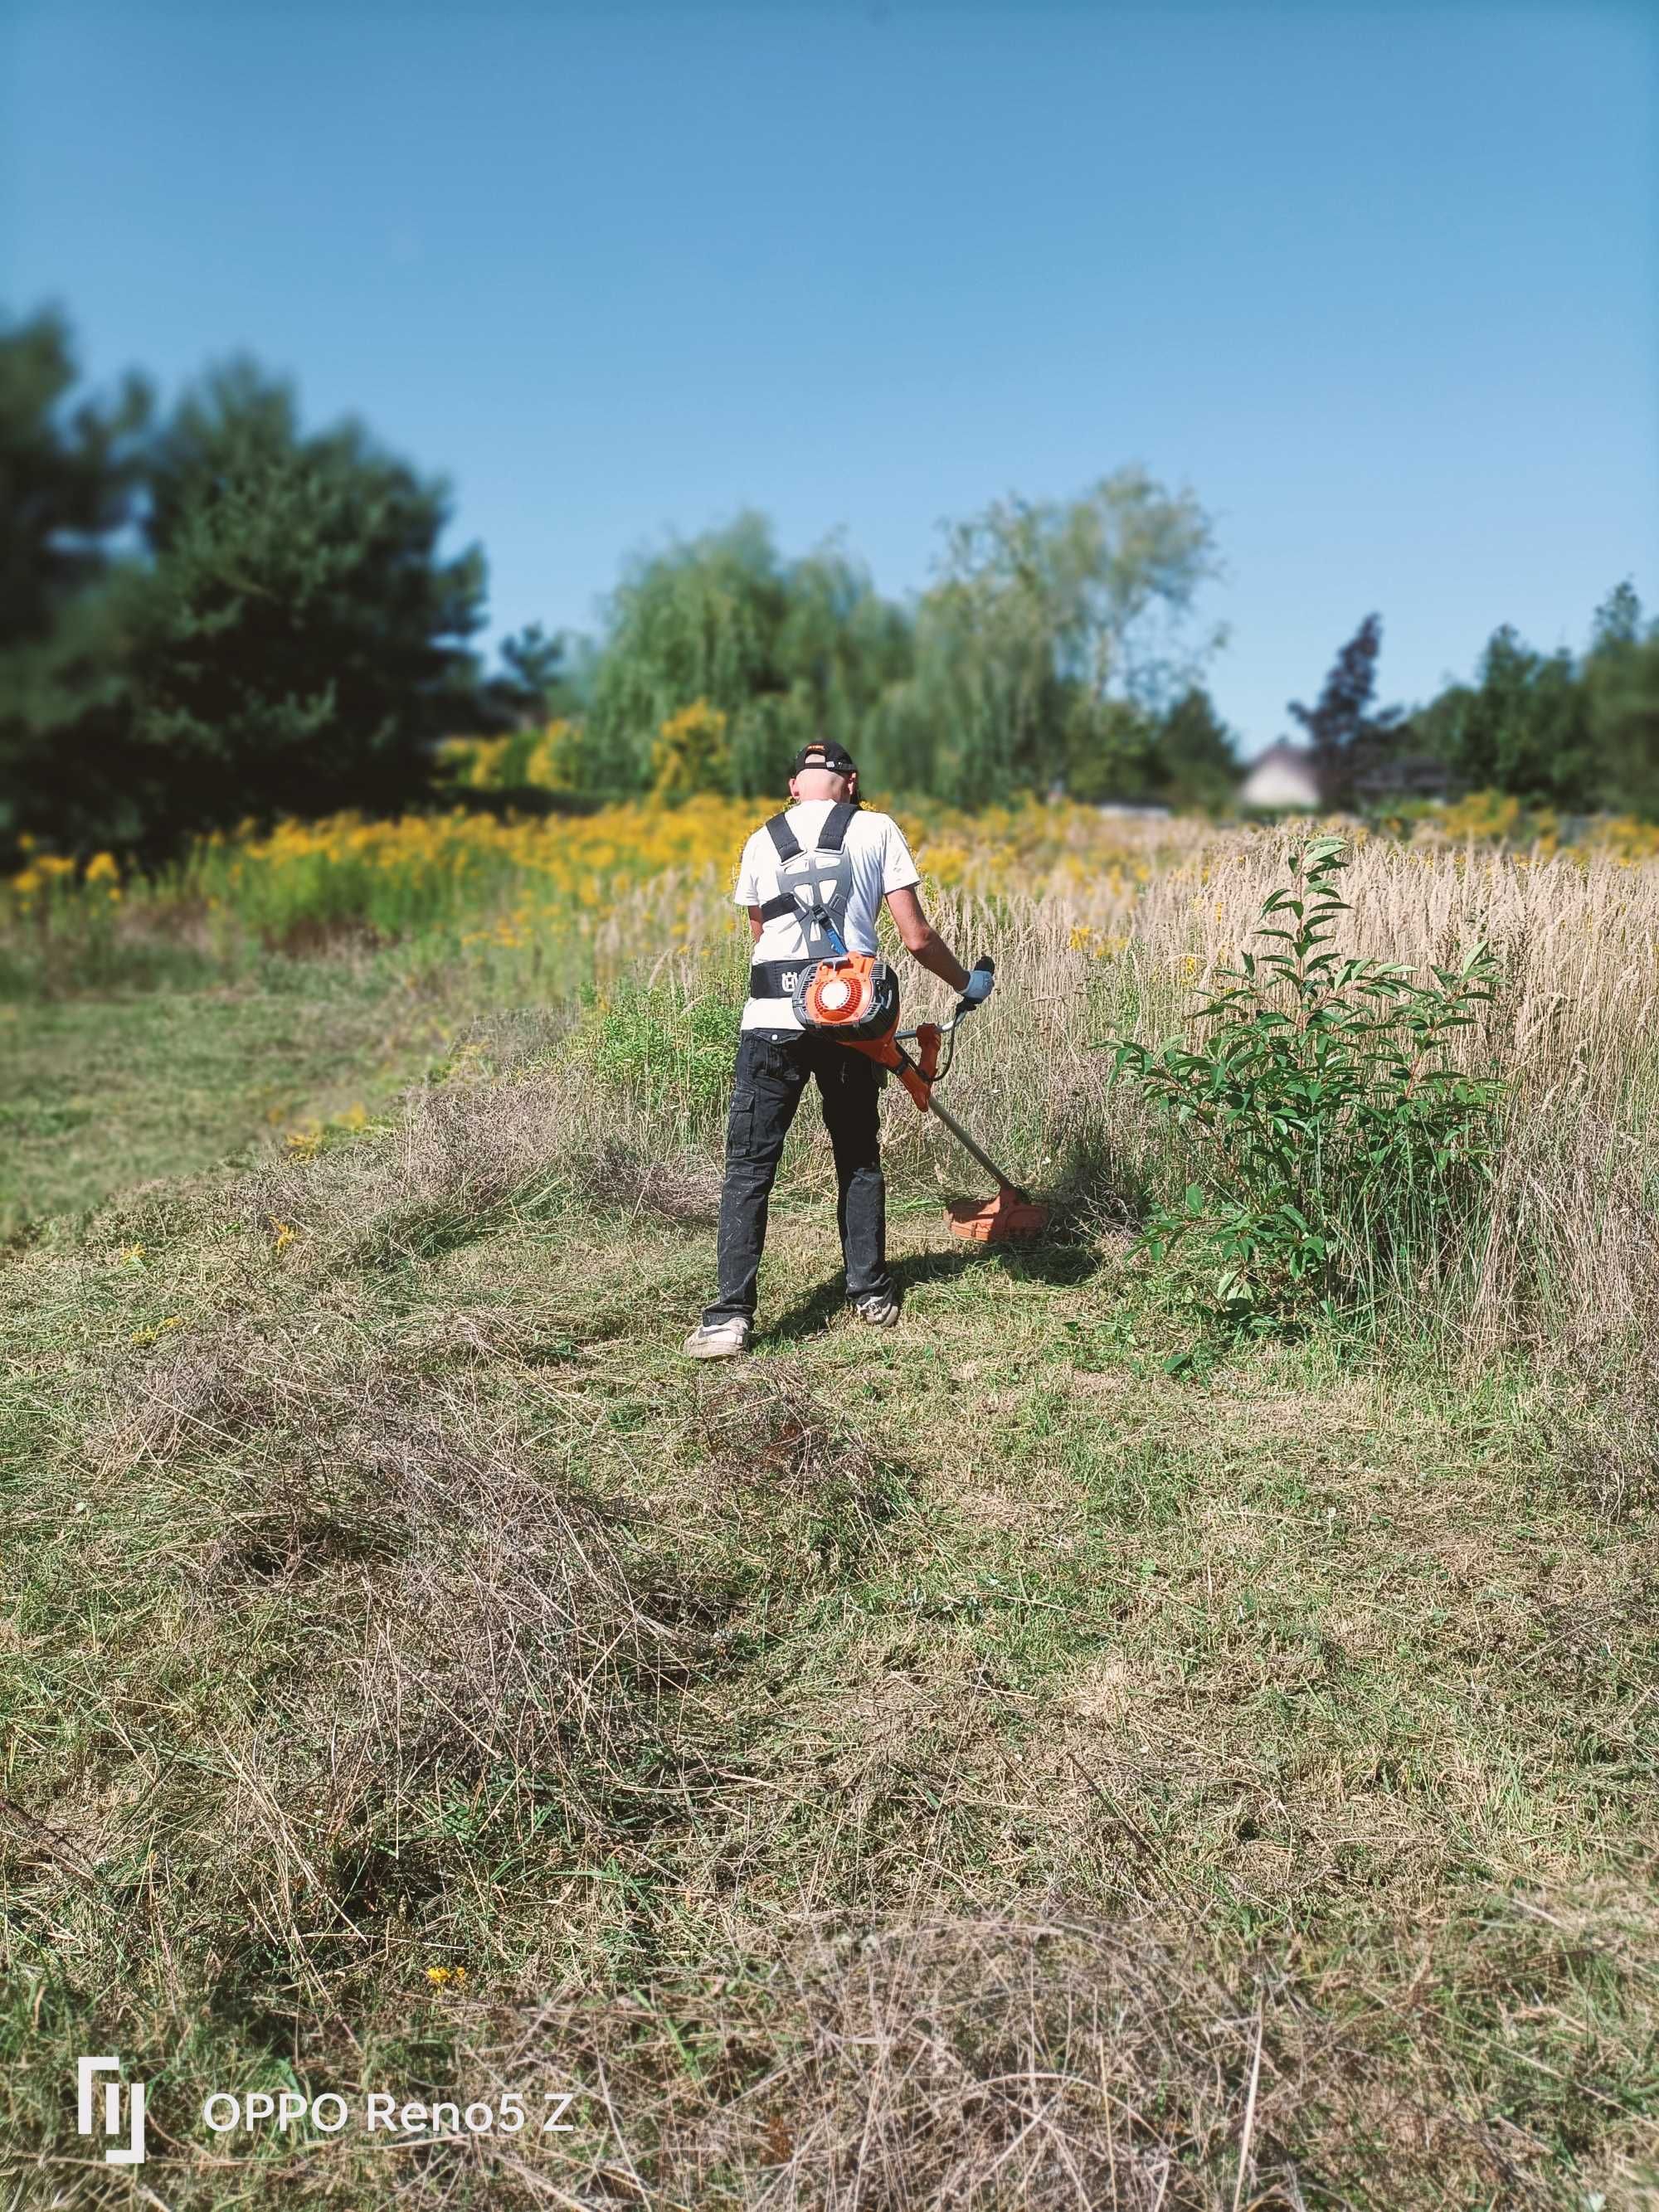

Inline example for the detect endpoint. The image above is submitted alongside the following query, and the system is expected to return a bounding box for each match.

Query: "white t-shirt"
[735,800,921,1032]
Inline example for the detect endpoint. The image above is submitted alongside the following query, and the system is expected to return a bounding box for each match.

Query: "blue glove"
[961,957,995,1007]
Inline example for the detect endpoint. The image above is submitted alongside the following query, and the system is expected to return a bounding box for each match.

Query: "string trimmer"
[791,930,1048,1242]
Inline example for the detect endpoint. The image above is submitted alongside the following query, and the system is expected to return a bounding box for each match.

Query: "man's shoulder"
[734,818,776,890]
[853,809,913,863]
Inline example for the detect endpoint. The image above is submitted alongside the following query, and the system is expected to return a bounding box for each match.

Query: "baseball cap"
[791,739,858,778]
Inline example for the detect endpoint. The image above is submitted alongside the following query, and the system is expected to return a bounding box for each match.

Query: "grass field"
[2,806,1657,2207]
[0,959,470,1234]
[0,795,1191,1241]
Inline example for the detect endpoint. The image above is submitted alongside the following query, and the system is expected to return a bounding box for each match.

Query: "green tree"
[0,308,151,850]
[0,306,150,647]
[1155,686,1238,809]
[478,622,571,731]
[1063,688,1237,811]
[773,538,912,770]
[1062,698,1160,804]
[128,360,487,840]
[586,513,786,790]
[913,470,1224,801]
[0,579,149,854]
[587,515,914,795]
[1418,624,1595,809]
[1586,582,1659,818]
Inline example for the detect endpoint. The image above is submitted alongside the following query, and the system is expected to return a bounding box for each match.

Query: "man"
[682,739,993,1359]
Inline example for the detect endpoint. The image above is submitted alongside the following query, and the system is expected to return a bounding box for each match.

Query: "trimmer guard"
[946,1191,1051,1242]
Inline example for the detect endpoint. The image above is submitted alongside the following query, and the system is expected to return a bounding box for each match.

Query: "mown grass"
[0,953,477,1238]
[3,1023,1657,2208]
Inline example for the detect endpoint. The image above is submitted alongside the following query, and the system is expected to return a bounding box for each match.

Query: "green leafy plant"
[572,978,740,1135]
[1108,834,1506,1339]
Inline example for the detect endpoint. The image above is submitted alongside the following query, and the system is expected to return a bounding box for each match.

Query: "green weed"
[1109,834,1508,1343]
[572,976,741,1136]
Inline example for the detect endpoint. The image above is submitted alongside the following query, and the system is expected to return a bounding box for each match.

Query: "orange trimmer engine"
[794,952,940,1108]
[791,951,900,1045]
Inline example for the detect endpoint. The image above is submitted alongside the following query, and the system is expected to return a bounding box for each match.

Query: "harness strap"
[748,957,812,1000]
[763,800,856,868]
[819,800,856,852]
[757,800,858,923]
[751,801,862,986]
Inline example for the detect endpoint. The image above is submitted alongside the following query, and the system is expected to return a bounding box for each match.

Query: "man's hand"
[960,957,995,1008]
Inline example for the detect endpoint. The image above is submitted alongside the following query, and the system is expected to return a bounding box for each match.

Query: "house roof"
[1241,739,1314,772]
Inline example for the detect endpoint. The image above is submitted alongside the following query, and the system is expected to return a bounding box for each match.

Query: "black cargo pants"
[701,1028,893,1327]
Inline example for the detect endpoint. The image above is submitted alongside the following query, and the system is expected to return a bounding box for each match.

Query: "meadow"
[0,793,1194,1233]
[2,797,1657,2207]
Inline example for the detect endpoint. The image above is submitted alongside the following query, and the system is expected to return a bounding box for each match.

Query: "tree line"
[1291,599,1659,821]
[2,305,1655,864]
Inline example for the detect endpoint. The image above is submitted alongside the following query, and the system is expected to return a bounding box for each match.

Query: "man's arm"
[747,904,764,945]
[885,885,971,994]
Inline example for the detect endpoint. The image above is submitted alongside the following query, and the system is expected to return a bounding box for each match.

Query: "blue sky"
[3,1,1654,750]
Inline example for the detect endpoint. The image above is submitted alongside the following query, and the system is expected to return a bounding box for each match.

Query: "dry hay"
[71,1315,717,2010]
[575,1136,724,1223]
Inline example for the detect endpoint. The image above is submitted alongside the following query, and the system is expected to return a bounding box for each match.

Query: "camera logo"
[77,2055,148,2166]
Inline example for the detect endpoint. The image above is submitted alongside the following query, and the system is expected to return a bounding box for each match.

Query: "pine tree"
[0,306,150,648]
[1287,615,1403,809]
[128,360,487,840]
[1587,583,1659,819]
[1155,687,1238,810]
[0,309,152,849]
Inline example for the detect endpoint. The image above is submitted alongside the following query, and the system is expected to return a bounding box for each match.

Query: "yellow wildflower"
[129,1317,182,1348]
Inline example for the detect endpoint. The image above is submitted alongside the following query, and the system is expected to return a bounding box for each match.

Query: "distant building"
[1352,751,1450,807]
[1238,741,1321,811]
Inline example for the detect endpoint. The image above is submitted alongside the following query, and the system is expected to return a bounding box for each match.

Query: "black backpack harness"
[747,801,859,1002]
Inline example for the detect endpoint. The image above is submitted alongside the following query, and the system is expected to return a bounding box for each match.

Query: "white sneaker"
[681,1316,753,1359]
[850,1292,900,1328]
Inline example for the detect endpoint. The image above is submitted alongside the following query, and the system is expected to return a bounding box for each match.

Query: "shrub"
[1108,834,1506,1339]
[435,719,594,795]
[523,716,589,792]
[650,699,734,802]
